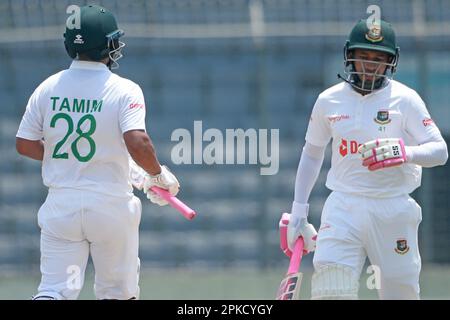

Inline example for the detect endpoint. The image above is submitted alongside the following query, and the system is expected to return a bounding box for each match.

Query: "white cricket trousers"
[313,191,422,300]
[36,188,142,300]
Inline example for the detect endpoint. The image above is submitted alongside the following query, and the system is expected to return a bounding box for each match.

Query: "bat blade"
[150,186,196,220]
[276,237,304,300]
[276,272,303,300]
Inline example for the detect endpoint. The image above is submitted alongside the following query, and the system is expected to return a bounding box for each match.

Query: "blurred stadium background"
[0,0,449,299]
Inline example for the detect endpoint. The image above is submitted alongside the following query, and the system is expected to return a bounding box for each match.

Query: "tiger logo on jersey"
[395,239,410,255]
[374,110,391,125]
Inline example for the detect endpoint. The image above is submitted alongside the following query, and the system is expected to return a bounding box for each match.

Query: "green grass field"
[1,264,449,300]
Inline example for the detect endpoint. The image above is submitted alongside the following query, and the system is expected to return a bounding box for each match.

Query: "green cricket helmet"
[342,19,400,93]
[64,5,125,69]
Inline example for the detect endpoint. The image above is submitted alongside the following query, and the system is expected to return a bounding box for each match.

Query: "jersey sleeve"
[404,91,444,144]
[304,95,332,147]
[16,85,44,140]
[119,83,147,133]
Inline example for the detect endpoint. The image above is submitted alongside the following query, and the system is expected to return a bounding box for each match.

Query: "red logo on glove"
[423,118,434,127]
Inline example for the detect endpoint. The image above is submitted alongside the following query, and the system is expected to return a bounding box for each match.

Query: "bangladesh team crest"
[365,25,383,43]
[395,239,410,255]
[374,110,391,125]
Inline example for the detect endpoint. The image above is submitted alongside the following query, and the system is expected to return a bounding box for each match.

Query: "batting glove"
[143,165,180,206]
[286,203,317,254]
[129,159,146,191]
[358,138,407,171]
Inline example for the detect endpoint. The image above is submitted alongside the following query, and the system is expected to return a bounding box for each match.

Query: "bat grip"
[150,186,196,220]
[287,237,304,274]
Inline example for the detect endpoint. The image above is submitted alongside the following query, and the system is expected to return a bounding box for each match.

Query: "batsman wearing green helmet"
[284,19,447,299]
[341,19,399,93]
[16,5,180,299]
[64,4,125,69]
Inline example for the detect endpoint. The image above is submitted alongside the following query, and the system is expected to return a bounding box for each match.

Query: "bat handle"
[150,186,196,220]
[287,237,304,274]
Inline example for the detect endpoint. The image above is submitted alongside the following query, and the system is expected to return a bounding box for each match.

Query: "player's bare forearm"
[16,137,44,161]
[123,130,161,176]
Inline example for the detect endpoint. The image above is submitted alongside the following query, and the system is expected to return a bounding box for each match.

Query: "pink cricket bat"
[276,237,305,300]
[150,186,196,220]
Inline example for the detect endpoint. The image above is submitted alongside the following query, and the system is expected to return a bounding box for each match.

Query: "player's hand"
[279,213,292,257]
[144,165,180,206]
[286,205,317,254]
[358,138,407,171]
[147,191,169,206]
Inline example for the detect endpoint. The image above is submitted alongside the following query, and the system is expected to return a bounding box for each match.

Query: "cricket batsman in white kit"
[15,5,180,299]
[285,19,448,299]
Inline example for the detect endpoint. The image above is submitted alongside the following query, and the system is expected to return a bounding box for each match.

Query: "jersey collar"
[70,60,110,71]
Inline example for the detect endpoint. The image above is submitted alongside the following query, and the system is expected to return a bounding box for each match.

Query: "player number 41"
[50,113,97,162]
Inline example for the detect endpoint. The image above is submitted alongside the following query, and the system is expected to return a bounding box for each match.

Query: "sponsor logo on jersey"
[423,118,434,126]
[129,103,144,109]
[339,138,361,157]
[327,114,350,123]
[319,223,331,231]
[365,25,383,43]
[394,239,410,255]
[74,34,84,44]
[374,110,391,125]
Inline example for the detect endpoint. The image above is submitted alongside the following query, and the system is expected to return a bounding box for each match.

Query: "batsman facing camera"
[340,19,399,93]
[285,18,447,300]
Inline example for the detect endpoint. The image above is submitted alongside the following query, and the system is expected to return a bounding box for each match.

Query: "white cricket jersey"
[305,80,444,197]
[16,60,146,198]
